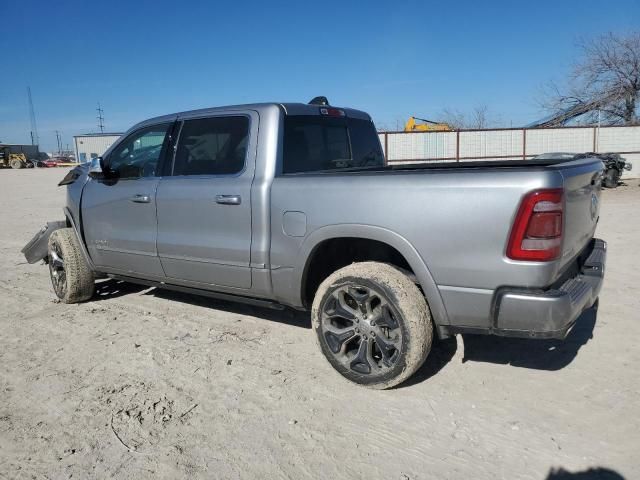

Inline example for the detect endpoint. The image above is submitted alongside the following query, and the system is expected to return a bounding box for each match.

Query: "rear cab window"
[282,115,384,174]
[172,116,249,176]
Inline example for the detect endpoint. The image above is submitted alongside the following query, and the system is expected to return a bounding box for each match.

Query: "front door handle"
[130,194,151,203]
[215,195,241,205]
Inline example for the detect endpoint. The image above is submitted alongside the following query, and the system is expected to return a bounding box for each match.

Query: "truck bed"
[283,157,596,174]
[270,155,603,327]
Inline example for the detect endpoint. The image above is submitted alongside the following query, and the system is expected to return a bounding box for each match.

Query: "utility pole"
[27,86,39,146]
[55,130,62,156]
[96,102,105,133]
[595,108,601,153]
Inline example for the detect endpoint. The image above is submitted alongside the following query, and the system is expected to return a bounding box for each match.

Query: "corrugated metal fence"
[378,125,640,178]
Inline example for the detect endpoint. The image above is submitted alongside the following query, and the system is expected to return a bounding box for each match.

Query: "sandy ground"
[0,168,638,480]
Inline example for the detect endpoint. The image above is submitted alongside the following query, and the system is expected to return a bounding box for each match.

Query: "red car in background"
[39,156,72,167]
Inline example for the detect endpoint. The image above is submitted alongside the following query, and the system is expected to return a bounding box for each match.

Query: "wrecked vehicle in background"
[535,152,632,188]
[597,153,632,188]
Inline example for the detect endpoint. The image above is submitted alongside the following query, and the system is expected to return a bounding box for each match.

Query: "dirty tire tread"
[312,261,433,390]
[48,228,95,303]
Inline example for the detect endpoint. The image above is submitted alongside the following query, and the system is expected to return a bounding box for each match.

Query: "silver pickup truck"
[23,99,606,389]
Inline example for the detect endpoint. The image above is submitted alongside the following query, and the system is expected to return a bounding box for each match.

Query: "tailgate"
[557,158,604,268]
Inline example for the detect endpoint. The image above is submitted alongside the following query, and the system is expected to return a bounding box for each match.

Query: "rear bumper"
[494,238,606,339]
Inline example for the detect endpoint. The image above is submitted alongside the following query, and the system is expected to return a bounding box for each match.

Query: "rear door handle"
[215,195,241,205]
[130,194,151,203]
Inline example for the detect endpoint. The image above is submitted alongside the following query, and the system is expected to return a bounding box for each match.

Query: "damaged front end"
[22,161,91,264]
[21,221,67,264]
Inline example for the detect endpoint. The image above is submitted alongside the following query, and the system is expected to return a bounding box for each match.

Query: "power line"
[96,102,105,133]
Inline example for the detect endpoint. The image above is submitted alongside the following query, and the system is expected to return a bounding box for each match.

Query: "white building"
[73,133,122,163]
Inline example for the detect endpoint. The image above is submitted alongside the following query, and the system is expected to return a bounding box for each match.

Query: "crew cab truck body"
[23,101,606,388]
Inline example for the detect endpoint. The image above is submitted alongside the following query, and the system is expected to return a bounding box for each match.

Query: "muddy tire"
[10,158,23,169]
[312,262,433,389]
[48,228,95,303]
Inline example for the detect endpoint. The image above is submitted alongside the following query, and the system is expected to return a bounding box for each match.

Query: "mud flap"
[21,221,67,264]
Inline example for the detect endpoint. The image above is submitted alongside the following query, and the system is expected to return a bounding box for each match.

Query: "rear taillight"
[507,188,564,261]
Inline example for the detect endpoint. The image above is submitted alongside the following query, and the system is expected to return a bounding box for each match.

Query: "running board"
[106,274,286,310]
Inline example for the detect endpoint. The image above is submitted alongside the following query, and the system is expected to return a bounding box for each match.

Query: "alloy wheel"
[320,284,403,375]
[49,243,66,297]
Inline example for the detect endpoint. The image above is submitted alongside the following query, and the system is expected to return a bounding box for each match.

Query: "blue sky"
[1,0,638,151]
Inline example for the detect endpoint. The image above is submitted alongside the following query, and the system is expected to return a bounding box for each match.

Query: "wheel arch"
[63,206,96,271]
[294,224,449,327]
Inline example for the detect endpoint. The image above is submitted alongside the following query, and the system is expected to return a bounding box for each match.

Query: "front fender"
[63,207,96,271]
[293,224,450,327]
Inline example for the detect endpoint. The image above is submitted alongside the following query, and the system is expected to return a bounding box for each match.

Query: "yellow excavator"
[404,116,451,132]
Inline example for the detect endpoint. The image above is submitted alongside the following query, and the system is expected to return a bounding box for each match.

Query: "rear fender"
[294,224,450,328]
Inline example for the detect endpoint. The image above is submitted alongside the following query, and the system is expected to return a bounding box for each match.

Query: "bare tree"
[470,105,489,129]
[440,105,493,129]
[439,108,467,130]
[543,32,640,125]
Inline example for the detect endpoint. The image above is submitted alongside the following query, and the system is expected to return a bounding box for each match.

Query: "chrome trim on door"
[215,195,241,205]
[130,194,151,203]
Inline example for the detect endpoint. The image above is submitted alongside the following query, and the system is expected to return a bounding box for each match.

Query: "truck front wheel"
[10,158,24,169]
[312,262,433,389]
[47,228,95,303]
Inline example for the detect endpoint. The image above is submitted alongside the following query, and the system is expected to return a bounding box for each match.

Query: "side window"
[79,153,87,163]
[283,117,351,173]
[107,124,171,179]
[173,116,249,176]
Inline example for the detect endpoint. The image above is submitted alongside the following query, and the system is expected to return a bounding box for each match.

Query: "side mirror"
[88,157,105,179]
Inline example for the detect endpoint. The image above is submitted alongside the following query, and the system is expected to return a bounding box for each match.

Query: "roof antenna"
[309,96,329,106]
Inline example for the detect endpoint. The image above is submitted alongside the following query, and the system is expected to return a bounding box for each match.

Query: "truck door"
[155,112,257,290]
[82,123,173,277]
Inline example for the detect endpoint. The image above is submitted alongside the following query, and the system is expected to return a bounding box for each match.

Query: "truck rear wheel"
[312,262,432,389]
[48,228,95,303]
